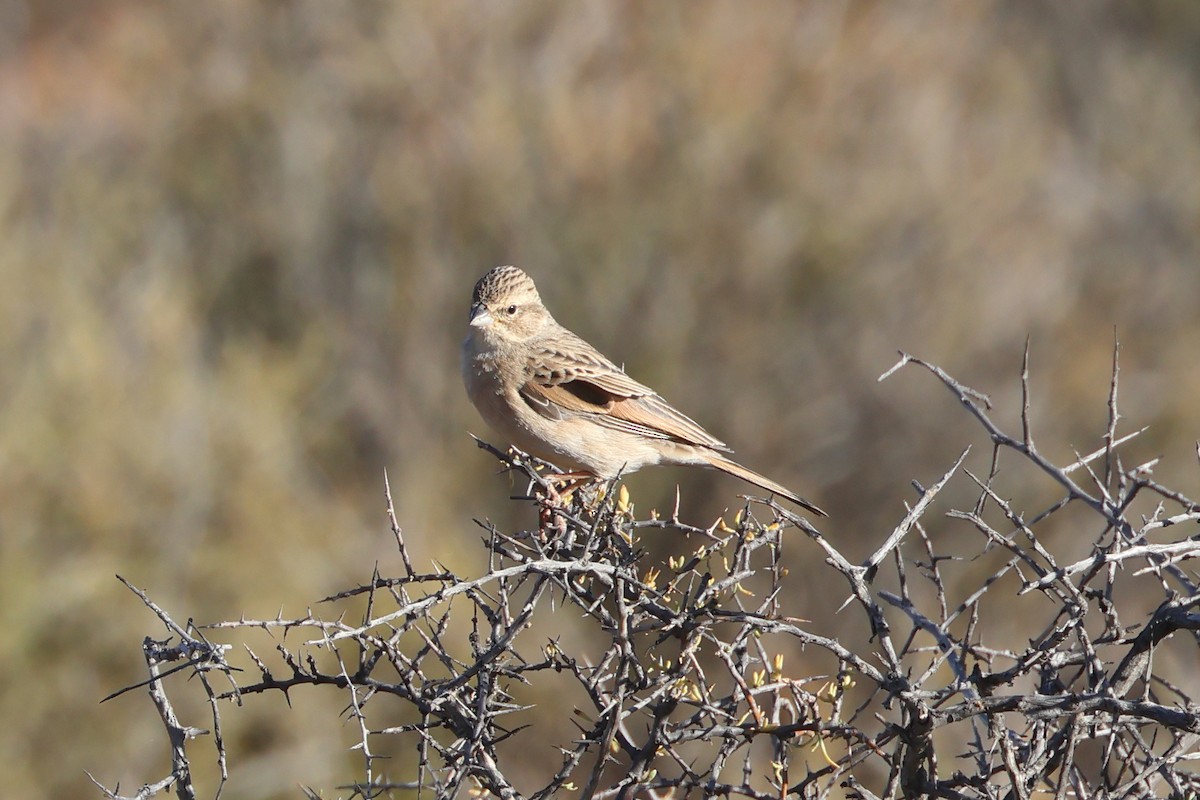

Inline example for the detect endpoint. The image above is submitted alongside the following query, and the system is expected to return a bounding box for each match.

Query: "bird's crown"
[472,265,540,306]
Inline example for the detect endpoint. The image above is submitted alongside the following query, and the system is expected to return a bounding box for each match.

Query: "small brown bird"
[462,266,826,516]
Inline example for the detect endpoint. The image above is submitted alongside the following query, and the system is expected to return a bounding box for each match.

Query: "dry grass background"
[2,2,1199,797]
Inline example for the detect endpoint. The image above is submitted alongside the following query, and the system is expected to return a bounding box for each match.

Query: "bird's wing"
[520,332,731,452]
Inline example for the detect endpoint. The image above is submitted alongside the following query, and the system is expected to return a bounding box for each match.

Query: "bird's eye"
[506,305,518,315]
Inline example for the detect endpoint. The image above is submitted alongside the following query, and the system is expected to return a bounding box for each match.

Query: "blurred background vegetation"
[3,1,1199,796]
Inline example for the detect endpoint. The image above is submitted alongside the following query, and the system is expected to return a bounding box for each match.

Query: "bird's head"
[467,265,552,343]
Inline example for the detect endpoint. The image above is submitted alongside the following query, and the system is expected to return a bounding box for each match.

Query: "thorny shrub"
[95,349,1200,799]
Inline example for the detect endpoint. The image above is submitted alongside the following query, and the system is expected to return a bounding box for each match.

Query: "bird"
[461,265,826,516]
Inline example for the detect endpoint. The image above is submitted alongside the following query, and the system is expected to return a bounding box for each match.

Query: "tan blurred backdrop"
[3,2,1199,797]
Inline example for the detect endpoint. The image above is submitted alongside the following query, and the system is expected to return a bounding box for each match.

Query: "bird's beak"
[468,303,493,328]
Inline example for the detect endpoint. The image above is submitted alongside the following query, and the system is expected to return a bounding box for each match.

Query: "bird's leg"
[534,471,597,536]
[544,471,598,501]
[535,496,561,538]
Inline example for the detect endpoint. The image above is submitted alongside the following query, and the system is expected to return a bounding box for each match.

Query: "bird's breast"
[462,338,527,437]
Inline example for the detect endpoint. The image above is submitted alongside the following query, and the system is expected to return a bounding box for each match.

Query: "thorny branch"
[97,347,1200,799]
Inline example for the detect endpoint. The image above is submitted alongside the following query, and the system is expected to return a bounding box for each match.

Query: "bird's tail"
[702,453,827,517]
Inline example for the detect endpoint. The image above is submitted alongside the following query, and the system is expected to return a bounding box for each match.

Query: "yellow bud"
[617,484,631,513]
